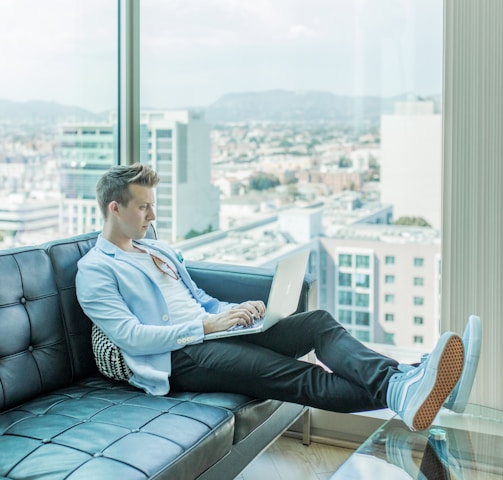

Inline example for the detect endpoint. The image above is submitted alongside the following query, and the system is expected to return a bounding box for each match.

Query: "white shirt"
[129,249,212,326]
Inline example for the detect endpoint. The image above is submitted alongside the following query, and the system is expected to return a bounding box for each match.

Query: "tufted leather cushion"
[170,392,282,444]
[0,376,234,480]
[0,248,73,411]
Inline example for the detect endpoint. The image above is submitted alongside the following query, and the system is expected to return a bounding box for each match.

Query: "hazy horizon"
[0,0,443,113]
[0,88,442,116]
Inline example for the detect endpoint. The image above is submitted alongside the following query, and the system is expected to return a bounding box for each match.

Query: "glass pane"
[355,293,369,307]
[356,255,370,269]
[0,1,118,247]
[339,309,353,324]
[338,291,353,306]
[356,273,370,288]
[356,312,370,326]
[339,272,352,287]
[339,254,353,268]
[385,256,396,265]
[385,294,395,304]
[140,1,443,355]
[414,257,425,267]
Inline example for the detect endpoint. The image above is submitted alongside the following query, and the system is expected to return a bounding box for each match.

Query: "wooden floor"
[233,436,354,480]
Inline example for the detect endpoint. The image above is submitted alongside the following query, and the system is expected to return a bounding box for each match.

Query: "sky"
[0,0,443,113]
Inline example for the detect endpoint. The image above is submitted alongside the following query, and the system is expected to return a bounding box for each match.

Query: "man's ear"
[108,201,120,217]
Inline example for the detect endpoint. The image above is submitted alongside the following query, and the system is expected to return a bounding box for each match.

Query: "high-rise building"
[141,110,220,242]
[56,124,117,236]
[57,124,117,200]
[380,99,442,228]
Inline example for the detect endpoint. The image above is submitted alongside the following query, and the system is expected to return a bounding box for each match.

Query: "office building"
[141,110,220,243]
[56,124,117,236]
[380,99,442,229]
[320,224,441,350]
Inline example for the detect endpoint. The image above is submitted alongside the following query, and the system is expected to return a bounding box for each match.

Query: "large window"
[1,1,444,356]
[144,1,442,354]
[0,0,118,247]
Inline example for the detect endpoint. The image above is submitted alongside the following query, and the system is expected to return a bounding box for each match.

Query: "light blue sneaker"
[387,332,464,431]
[401,315,482,414]
[444,315,481,413]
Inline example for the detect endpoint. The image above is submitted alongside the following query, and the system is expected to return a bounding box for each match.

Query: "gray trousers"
[170,310,399,413]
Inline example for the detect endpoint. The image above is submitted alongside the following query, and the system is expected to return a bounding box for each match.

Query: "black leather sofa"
[0,231,316,479]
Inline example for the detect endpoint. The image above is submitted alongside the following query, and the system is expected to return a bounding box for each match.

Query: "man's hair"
[96,163,160,218]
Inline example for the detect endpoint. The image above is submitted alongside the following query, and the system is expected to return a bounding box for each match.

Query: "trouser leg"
[245,309,399,405]
[170,310,399,412]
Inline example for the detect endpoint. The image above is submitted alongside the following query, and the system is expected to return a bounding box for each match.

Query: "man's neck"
[102,224,135,252]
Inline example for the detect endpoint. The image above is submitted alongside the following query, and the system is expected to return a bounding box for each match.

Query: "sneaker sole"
[445,315,481,413]
[412,334,464,430]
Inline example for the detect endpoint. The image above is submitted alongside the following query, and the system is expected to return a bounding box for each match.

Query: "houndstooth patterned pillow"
[91,323,133,381]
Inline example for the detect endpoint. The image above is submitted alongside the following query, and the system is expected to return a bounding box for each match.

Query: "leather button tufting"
[94,452,103,457]
[131,428,140,433]
[28,346,34,352]
[20,297,26,304]
[42,438,51,444]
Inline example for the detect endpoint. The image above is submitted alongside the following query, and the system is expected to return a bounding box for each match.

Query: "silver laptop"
[204,249,309,340]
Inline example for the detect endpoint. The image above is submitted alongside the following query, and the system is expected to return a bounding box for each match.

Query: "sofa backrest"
[45,232,100,380]
[0,247,74,411]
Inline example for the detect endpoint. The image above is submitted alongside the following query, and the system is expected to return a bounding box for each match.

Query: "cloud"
[286,24,318,40]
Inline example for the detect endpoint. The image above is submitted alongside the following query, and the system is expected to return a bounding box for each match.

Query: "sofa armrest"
[186,260,318,313]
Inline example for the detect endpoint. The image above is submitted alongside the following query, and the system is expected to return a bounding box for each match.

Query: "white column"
[442,0,503,409]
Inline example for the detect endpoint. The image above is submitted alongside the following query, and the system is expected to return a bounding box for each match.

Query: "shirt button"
[162,314,169,322]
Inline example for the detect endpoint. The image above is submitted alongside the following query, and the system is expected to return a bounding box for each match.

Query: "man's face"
[115,184,156,239]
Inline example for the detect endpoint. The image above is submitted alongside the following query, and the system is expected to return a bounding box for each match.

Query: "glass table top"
[330,404,503,479]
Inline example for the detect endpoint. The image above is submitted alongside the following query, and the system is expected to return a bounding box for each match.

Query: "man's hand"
[235,300,266,319]
[202,300,266,334]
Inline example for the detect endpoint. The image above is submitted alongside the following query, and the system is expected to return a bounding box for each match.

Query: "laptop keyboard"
[228,318,265,332]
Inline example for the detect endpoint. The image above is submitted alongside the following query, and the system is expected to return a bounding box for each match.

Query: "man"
[76,163,479,432]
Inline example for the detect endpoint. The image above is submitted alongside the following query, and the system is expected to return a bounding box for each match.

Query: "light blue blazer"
[76,235,235,395]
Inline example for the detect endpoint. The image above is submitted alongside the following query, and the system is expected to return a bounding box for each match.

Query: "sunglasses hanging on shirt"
[149,253,180,280]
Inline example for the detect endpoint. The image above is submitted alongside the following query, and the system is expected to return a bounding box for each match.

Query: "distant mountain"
[0,99,107,123]
[0,91,441,126]
[206,90,441,126]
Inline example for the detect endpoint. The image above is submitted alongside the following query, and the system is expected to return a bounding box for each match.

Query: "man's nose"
[147,206,156,220]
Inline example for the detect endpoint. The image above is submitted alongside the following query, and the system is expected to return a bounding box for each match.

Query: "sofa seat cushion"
[0,376,234,480]
[169,392,282,444]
